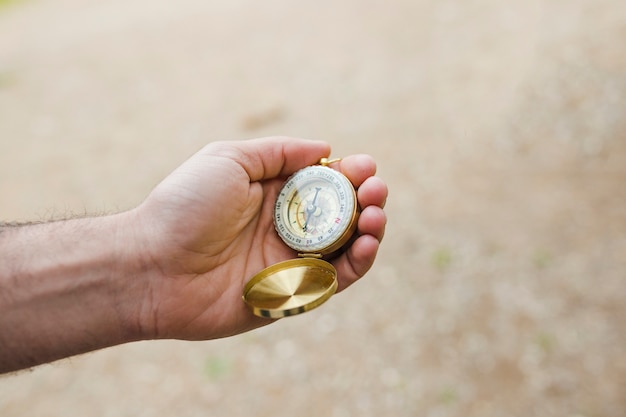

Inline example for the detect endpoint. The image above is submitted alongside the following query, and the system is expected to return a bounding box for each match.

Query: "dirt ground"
[1,0,625,416]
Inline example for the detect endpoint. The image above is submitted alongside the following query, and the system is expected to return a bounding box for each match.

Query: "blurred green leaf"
[432,247,453,271]
[204,356,232,380]
[0,0,16,8]
[533,249,554,269]
[536,332,556,353]
[439,386,458,405]
[0,0,28,11]
[0,71,17,89]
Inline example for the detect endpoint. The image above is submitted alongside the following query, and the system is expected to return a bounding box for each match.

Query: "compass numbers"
[274,165,357,254]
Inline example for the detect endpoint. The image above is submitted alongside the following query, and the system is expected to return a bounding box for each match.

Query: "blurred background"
[1,0,625,415]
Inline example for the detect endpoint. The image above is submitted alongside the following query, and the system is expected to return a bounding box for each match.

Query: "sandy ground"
[1,0,625,416]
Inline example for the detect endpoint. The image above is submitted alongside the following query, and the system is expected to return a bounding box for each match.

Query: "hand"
[0,136,387,372]
[127,136,388,340]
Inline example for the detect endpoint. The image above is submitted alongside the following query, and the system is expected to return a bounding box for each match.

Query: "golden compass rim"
[273,165,359,255]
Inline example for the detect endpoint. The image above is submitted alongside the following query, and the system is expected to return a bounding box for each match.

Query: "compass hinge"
[298,253,323,259]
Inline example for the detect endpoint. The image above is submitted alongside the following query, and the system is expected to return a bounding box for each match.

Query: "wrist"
[108,208,160,341]
[0,213,150,372]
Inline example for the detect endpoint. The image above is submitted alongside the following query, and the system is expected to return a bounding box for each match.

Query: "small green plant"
[204,356,232,380]
[439,386,459,405]
[0,0,19,8]
[536,332,556,354]
[0,71,16,89]
[0,0,25,12]
[432,247,453,271]
[533,249,553,269]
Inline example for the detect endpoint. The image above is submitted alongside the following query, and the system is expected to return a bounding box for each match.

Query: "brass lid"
[242,258,338,318]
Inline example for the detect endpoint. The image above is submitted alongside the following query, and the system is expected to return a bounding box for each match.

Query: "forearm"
[0,213,145,373]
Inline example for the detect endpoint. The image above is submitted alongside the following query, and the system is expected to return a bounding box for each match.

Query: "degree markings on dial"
[275,165,355,253]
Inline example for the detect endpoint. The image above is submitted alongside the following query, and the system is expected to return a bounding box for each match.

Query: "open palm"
[132,137,387,341]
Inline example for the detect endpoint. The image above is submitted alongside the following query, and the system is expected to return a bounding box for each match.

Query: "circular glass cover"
[274,165,357,254]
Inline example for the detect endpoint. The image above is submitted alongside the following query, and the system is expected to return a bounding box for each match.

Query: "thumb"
[210,137,331,182]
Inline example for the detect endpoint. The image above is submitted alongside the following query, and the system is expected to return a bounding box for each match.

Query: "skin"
[0,137,388,374]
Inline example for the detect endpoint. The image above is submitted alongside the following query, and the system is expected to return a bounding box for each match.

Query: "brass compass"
[243,158,359,318]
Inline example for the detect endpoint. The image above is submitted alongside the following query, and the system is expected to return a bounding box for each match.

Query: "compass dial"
[274,165,358,254]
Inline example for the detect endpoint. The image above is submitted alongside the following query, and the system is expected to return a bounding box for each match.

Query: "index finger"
[327,154,377,188]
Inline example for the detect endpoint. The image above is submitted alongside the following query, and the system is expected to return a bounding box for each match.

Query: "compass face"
[274,165,358,254]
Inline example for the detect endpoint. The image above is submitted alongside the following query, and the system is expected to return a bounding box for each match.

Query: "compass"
[243,158,359,318]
